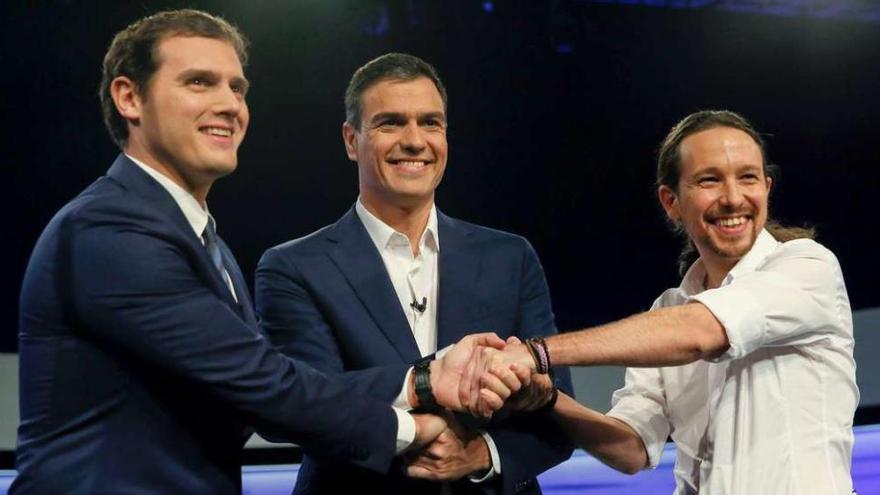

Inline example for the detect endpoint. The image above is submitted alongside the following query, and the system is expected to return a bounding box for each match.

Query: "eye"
[698,176,719,186]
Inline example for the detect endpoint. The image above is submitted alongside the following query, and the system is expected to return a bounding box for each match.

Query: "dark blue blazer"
[256,207,574,495]
[13,156,398,494]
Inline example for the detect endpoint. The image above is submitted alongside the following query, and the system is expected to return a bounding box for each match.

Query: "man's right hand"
[416,333,507,417]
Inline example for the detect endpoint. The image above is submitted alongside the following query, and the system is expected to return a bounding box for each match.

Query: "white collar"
[126,154,211,238]
[355,199,439,254]
[680,229,780,293]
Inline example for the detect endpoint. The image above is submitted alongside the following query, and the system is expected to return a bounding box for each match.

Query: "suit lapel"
[106,155,245,317]
[436,212,481,350]
[326,208,422,362]
[218,238,257,325]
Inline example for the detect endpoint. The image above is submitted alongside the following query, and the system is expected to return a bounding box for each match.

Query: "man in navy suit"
[256,53,574,495]
[13,12,508,494]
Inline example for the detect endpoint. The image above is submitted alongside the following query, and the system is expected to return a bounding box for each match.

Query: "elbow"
[605,452,647,475]
[686,304,730,360]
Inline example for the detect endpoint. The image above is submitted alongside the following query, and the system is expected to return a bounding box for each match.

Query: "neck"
[360,195,433,256]
[125,143,211,206]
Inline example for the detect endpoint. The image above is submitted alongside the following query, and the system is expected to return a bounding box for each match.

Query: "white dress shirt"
[608,230,858,494]
[356,200,502,481]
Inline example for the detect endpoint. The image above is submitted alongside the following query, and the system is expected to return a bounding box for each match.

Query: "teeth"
[203,127,232,137]
[717,217,747,227]
[395,161,426,168]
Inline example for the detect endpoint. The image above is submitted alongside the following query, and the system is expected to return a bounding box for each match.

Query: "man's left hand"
[405,415,492,481]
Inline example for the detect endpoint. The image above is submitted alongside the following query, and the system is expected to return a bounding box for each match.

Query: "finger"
[459,347,479,409]
[479,372,514,400]
[506,335,521,345]
[510,362,532,387]
[472,332,506,350]
[478,388,504,416]
[489,365,523,394]
[406,464,439,480]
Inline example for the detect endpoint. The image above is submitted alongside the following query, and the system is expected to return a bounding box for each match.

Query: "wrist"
[413,356,441,412]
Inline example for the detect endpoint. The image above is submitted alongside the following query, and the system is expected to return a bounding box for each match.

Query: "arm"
[551,393,647,474]
[69,211,396,472]
[482,302,728,376]
[255,247,409,401]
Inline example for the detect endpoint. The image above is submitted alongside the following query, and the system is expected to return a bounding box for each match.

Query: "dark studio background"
[3,1,878,397]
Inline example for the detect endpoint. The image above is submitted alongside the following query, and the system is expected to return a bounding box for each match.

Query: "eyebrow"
[369,111,446,124]
[176,69,251,92]
[691,164,763,176]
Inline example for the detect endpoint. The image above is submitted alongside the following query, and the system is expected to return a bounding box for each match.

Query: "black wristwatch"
[413,356,440,412]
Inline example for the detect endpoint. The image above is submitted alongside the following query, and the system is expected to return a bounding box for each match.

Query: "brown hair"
[344,53,447,130]
[99,9,248,148]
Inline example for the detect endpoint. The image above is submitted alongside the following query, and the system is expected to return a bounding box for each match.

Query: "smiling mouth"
[200,126,233,137]
[388,159,431,169]
[708,215,753,235]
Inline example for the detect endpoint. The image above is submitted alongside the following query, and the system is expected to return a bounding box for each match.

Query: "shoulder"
[259,222,336,269]
[760,237,842,276]
[442,214,535,251]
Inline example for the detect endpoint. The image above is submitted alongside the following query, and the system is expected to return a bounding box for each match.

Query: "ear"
[342,121,359,162]
[765,175,773,195]
[110,76,143,124]
[658,184,680,221]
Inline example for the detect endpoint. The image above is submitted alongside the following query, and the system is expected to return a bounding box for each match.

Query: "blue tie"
[202,216,231,294]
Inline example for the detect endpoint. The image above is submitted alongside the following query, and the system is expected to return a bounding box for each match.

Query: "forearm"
[547,303,728,368]
[551,393,647,474]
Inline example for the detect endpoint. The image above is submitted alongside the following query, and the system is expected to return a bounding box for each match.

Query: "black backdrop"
[4,1,879,353]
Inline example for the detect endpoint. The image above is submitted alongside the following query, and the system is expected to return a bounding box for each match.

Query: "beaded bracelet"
[525,337,550,374]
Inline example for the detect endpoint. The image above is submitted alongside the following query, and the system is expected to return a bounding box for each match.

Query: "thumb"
[506,336,522,345]
[473,332,505,350]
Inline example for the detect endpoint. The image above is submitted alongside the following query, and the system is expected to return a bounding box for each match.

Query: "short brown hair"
[99,9,249,148]
[344,53,447,130]
[656,110,814,274]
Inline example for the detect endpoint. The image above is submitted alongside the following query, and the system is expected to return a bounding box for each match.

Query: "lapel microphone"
[410,296,427,313]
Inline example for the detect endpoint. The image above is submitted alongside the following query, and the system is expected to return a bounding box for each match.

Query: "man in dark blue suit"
[256,53,574,495]
[13,12,506,494]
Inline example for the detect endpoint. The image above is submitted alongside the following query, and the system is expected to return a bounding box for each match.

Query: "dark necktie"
[202,216,233,297]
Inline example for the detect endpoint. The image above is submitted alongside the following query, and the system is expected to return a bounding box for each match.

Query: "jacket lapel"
[326,208,422,362]
[436,212,481,350]
[106,154,245,316]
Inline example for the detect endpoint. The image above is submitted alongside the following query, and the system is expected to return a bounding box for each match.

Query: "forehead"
[154,35,244,74]
[360,77,444,116]
[678,126,763,173]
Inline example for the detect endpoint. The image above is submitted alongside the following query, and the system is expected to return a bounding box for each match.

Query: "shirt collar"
[126,154,210,238]
[680,229,780,294]
[355,199,439,254]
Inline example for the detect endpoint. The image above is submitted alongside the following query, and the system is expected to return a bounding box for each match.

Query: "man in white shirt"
[256,53,574,494]
[478,110,858,494]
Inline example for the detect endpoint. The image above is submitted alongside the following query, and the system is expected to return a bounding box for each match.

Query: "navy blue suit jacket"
[13,156,399,494]
[256,207,574,495]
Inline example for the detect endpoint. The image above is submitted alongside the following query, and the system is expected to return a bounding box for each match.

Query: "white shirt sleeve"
[468,431,501,482]
[394,407,416,454]
[690,240,847,362]
[607,366,671,469]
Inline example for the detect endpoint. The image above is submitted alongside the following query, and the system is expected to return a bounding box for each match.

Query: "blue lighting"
[482,1,495,13]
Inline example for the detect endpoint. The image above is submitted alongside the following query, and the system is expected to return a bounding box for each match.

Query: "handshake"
[412,332,556,418]
[405,333,559,480]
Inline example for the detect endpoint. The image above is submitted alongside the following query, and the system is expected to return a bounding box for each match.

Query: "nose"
[214,85,245,119]
[400,121,426,152]
[719,179,745,207]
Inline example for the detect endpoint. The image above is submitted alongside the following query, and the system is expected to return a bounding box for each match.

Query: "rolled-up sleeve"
[607,366,670,469]
[690,240,845,362]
